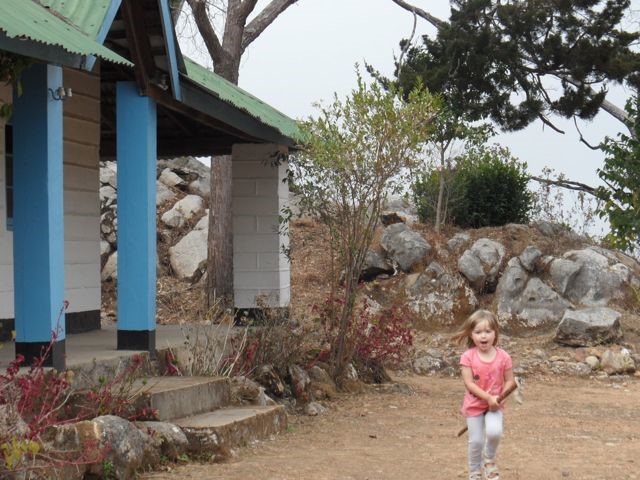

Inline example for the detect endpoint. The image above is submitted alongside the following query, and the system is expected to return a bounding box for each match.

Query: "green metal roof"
[0,0,131,66]
[39,0,112,39]
[183,57,301,143]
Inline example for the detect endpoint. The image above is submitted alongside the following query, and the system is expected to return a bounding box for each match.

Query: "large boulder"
[554,307,623,347]
[160,194,204,228]
[406,261,478,327]
[496,258,571,332]
[549,248,630,306]
[360,250,394,281]
[380,223,431,272]
[458,238,506,293]
[169,229,208,281]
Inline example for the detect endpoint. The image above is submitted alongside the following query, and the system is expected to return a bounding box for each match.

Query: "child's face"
[471,320,496,352]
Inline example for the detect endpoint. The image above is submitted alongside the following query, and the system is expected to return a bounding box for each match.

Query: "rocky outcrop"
[458,238,506,293]
[380,223,431,272]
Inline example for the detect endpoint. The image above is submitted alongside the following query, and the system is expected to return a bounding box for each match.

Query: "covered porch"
[0,0,298,371]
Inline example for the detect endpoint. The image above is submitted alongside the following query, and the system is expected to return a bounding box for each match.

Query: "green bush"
[412,145,532,228]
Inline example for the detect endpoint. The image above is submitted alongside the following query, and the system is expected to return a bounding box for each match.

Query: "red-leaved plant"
[315,293,414,379]
[0,302,151,476]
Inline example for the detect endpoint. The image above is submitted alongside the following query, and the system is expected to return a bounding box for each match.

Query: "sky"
[179,0,639,236]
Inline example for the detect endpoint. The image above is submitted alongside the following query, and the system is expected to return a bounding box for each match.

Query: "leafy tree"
[597,95,640,251]
[391,0,640,133]
[291,72,438,382]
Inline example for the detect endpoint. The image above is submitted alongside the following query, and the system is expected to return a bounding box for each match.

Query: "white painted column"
[232,144,290,308]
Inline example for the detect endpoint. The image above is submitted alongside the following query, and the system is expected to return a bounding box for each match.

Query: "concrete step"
[174,405,287,457]
[132,376,231,421]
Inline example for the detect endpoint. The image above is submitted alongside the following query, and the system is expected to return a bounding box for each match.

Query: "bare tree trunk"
[185,0,299,310]
[206,155,234,309]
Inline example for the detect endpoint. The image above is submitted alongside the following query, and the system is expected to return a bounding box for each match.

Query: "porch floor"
[0,324,185,371]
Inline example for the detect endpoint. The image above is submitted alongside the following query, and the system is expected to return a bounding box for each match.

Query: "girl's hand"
[487,395,500,411]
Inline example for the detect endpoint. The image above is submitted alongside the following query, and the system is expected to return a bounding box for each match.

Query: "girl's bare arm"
[501,368,516,400]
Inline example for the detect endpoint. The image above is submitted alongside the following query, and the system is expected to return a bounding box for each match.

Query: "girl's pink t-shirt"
[460,346,513,417]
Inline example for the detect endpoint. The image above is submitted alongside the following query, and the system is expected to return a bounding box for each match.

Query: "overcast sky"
[180,0,639,235]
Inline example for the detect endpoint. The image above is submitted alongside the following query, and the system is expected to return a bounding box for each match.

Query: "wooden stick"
[456,382,519,437]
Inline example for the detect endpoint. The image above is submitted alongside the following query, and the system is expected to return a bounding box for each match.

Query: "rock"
[554,307,622,347]
[533,221,566,237]
[255,365,285,397]
[304,401,327,416]
[380,223,431,272]
[169,229,208,281]
[360,250,394,281]
[87,416,159,480]
[413,355,447,374]
[100,161,117,188]
[447,232,470,251]
[100,185,117,206]
[519,246,542,272]
[458,238,506,293]
[288,364,311,401]
[136,421,189,461]
[158,168,185,188]
[230,376,264,405]
[157,181,176,206]
[550,249,629,307]
[496,259,571,331]
[407,262,478,327]
[307,365,337,400]
[585,355,600,370]
[194,211,209,230]
[161,194,204,229]
[600,347,635,375]
[188,177,210,199]
[380,211,405,226]
[101,252,118,281]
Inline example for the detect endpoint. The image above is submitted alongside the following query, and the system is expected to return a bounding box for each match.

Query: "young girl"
[452,310,515,480]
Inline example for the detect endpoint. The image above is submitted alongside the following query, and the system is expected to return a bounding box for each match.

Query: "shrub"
[412,144,532,228]
[315,293,414,382]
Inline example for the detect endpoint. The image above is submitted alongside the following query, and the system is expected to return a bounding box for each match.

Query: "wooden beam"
[121,0,156,94]
[146,84,260,142]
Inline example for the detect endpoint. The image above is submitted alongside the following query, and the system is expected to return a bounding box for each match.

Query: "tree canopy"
[392,0,640,133]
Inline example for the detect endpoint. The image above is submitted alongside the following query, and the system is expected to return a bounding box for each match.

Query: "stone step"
[132,376,231,421]
[174,405,287,457]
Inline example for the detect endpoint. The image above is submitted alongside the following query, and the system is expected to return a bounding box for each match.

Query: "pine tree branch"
[392,0,633,133]
[390,0,446,29]
[529,176,597,196]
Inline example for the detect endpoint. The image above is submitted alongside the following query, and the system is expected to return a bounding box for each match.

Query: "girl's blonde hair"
[451,309,500,348]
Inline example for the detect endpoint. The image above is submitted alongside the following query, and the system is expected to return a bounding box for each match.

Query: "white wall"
[0,68,101,320]
[232,144,291,308]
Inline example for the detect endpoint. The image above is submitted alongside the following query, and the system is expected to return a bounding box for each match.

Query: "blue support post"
[116,82,157,354]
[12,64,65,370]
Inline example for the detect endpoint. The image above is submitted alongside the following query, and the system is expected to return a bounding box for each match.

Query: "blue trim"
[158,0,182,101]
[86,0,123,71]
[12,64,65,343]
[116,82,157,332]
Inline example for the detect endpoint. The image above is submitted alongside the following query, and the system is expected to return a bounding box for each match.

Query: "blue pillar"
[12,64,65,370]
[116,82,157,353]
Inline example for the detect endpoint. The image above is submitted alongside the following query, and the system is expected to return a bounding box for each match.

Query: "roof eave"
[0,31,89,70]
[180,74,298,148]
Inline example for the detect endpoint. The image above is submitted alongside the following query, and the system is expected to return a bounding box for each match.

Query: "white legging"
[466,410,503,474]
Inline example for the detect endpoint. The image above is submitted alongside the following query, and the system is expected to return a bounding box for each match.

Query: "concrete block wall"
[232,144,290,308]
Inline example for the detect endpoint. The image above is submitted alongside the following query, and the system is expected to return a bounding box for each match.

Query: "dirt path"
[143,374,640,480]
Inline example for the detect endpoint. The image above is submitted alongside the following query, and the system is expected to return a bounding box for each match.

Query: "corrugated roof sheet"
[183,57,301,142]
[39,0,112,38]
[0,0,131,66]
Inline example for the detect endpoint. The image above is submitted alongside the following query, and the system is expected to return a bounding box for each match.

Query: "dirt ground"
[143,373,640,480]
